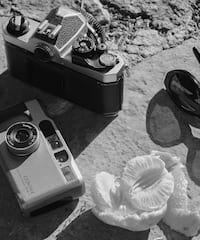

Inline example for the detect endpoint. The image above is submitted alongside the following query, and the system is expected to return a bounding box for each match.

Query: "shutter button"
[99,53,117,67]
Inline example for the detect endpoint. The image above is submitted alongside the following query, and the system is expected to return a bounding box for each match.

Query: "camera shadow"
[53,105,116,159]
[0,71,39,108]
[0,70,116,159]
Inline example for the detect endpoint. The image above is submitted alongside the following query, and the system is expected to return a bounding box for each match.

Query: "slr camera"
[3,6,124,116]
[0,99,85,216]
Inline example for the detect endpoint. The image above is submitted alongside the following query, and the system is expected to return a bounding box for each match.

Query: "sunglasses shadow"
[146,89,200,187]
[146,89,191,147]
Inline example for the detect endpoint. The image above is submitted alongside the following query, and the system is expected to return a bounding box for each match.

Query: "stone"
[0,1,200,240]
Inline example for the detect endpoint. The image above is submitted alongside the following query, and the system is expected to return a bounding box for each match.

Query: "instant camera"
[3,6,124,116]
[0,99,85,216]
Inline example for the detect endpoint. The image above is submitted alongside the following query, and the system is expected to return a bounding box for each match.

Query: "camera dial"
[97,43,107,54]
[72,36,95,57]
[6,122,40,156]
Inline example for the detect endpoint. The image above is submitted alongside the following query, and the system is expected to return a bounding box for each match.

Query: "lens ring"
[6,122,40,156]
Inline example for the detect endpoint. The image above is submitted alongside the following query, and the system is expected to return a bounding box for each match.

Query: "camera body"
[3,6,124,116]
[0,99,85,216]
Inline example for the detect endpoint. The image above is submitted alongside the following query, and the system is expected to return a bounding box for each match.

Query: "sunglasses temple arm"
[193,47,200,65]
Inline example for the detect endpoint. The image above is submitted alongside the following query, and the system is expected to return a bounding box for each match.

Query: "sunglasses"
[164,69,200,116]
[163,47,200,116]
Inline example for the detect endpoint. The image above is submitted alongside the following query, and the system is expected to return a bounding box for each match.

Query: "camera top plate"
[2,6,124,83]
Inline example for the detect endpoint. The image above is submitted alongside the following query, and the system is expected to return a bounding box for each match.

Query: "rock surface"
[1,0,200,240]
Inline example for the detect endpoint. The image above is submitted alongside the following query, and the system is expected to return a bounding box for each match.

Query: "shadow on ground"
[54,106,115,158]
[158,222,193,240]
[146,89,200,239]
[57,209,149,240]
[0,70,115,159]
[0,71,115,239]
[146,89,200,186]
[146,89,189,147]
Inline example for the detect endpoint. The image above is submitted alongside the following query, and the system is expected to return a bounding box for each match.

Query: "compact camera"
[3,6,124,116]
[0,99,85,216]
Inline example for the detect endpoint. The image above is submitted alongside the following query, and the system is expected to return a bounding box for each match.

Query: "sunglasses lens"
[164,70,200,115]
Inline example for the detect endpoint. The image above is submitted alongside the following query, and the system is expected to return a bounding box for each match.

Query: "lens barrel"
[6,122,40,156]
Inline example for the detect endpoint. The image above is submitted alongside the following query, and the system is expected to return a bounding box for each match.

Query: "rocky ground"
[1,0,200,240]
[0,0,200,65]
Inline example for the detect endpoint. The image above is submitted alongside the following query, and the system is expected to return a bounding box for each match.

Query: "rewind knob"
[7,14,29,36]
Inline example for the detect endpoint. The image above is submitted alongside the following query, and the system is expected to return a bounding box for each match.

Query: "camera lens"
[15,129,31,142]
[6,122,40,156]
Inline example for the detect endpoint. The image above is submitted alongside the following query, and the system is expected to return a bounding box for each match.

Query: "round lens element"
[6,122,40,156]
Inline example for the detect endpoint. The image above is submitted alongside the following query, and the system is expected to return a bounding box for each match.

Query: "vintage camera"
[0,99,85,216]
[3,6,124,116]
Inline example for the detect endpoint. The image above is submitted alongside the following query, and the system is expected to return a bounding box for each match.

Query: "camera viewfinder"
[55,150,68,163]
